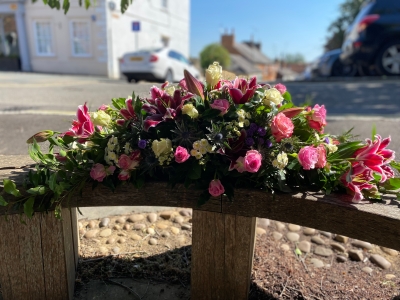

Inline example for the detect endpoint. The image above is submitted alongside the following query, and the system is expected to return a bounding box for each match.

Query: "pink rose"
[175,146,190,163]
[90,163,116,182]
[306,104,327,133]
[208,179,225,197]
[316,145,327,168]
[271,113,294,142]
[98,104,109,111]
[298,146,319,170]
[118,150,141,170]
[244,150,262,173]
[274,83,287,94]
[210,99,230,116]
[118,169,131,181]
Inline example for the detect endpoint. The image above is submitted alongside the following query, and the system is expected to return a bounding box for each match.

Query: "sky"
[190,0,344,63]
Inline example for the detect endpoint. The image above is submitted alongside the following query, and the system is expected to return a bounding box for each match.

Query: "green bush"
[200,44,231,70]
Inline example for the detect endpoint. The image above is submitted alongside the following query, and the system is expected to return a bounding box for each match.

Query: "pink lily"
[228,77,258,104]
[353,135,395,182]
[63,103,94,141]
[120,98,138,121]
[340,163,377,203]
[142,86,193,131]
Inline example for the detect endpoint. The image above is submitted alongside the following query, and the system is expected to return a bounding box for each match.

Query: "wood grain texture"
[223,190,400,251]
[40,212,70,300]
[69,207,79,269]
[62,208,77,300]
[0,214,47,300]
[191,211,256,300]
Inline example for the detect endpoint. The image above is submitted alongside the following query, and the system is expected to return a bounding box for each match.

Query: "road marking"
[0,110,75,116]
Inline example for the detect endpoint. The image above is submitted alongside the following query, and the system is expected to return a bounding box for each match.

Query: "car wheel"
[375,40,400,76]
[126,76,133,83]
[165,69,173,83]
[331,59,357,77]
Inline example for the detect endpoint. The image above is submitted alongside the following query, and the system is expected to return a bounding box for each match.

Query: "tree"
[324,0,365,51]
[199,44,231,70]
[283,53,305,64]
[33,0,133,14]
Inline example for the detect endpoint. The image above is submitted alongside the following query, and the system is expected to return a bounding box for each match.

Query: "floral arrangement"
[1,62,400,217]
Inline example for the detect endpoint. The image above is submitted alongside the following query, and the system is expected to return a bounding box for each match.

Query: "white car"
[119,48,200,83]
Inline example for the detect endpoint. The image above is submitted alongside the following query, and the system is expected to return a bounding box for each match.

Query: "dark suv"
[340,0,400,76]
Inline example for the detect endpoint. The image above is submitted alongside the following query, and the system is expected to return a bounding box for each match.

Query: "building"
[221,31,278,81]
[0,0,190,78]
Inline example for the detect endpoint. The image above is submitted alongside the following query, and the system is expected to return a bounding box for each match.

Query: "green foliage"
[200,44,231,70]
[33,0,133,14]
[324,0,365,51]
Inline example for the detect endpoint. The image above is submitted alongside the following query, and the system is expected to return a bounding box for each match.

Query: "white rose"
[91,110,111,127]
[263,88,284,106]
[152,138,172,157]
[205,62,222,88]
[182,103,199,119]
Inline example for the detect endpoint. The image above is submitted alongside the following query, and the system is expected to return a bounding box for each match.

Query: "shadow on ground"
[74,245,276,300]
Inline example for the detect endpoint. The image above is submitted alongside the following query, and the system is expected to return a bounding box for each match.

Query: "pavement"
[1,71,400,298]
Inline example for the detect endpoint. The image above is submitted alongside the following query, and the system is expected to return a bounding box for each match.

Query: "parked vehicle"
[316,49,357,77]
[340,0,400,76]
[119,48,200,83]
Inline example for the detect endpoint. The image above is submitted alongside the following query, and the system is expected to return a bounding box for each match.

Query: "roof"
[228,54,262,76]
[234,43,271,65]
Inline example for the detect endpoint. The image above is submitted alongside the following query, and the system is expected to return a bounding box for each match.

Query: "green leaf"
[27,186,46,195]
[134,95,143,115]
[188,163,201,179]
[112,98,126,110]
[3,179,21,197]
[383,178,400,190]
[24,197,35,218]
[0,196,8,206]
[62,0,70,13]
[283,91,292,102]
[84,0,90,9]
[295,247,302,256]
[201,109,221,120]
[49,173,58,191]
[371,125,376,141]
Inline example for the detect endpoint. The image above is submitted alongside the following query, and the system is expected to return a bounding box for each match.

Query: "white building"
[0,0,190,78]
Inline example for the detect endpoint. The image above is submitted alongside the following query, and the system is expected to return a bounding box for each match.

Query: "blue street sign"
[132,21,140,31]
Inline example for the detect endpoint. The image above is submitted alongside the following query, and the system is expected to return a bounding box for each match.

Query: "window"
[34,21,53,56]
[70,21,91,57]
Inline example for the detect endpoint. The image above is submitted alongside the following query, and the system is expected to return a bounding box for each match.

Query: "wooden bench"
[1,155,400,299]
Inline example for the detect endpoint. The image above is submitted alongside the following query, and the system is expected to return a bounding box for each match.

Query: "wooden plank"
[19,214,46,300]
[61,208,76,300]
[69,207,79,269]
[191,211,256,300]
[222,190,400,251]
[191,210,225,299]
[40,212,69,300]
[224,215,256,299]
[0,215,13,299]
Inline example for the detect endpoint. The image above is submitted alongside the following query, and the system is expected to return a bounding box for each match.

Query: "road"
[1,72,400,155]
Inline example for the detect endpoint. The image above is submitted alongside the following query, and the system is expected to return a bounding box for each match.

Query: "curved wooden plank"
[222,189,400,251]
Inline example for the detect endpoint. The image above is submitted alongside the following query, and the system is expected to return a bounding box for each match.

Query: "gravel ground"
[75,211,400,299]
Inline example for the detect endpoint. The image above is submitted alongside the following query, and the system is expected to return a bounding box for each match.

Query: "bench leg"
[0,208,78,300]
[191,210,256,300]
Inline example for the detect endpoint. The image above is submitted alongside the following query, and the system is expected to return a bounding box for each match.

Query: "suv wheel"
[331,59,357,77]
[165,69,173,83]
[376,40,400,76]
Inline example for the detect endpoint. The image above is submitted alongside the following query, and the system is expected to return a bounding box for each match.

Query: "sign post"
[132,21,140,50]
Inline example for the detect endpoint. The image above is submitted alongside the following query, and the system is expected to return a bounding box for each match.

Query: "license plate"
[130,57,143,61]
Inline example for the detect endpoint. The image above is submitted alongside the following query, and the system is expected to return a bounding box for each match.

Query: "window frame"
[69,19,92,58]
[33,20,55,57]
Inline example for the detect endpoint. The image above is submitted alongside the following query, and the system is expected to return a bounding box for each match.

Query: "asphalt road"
[1,72,400,155]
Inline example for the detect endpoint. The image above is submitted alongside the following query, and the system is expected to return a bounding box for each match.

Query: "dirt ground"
[75,210,400,300]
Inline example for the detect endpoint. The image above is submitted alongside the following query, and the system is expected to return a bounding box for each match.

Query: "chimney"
[221,29,235,53]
